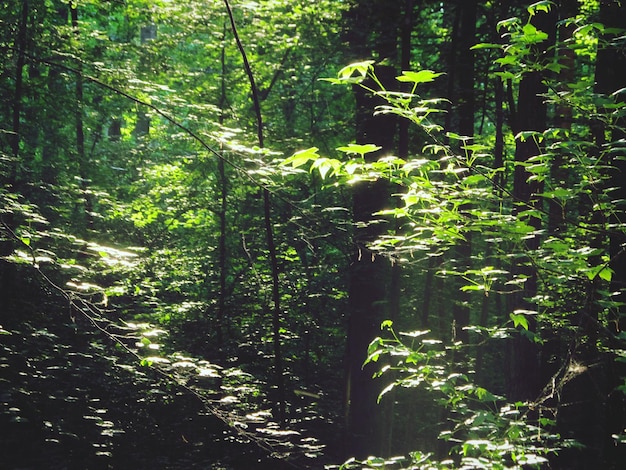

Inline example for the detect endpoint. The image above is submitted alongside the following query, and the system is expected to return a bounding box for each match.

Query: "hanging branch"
[222,0,285,424]
[223,0,264,147]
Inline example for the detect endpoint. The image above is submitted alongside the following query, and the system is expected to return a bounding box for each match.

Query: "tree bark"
[451,0,476,350]
[595,1,626,465]
[507,5,556,403]
[345,64,397,459]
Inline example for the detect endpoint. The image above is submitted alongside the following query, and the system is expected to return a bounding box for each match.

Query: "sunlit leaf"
[281,147,319,167]
[397,70,444,84]
[510,313,529,330]
[336,143,381,155]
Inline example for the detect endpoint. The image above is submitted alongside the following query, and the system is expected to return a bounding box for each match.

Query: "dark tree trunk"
[441,0,476,355]
[548,0,577,235]
[507,5,556,403]
[345,64,397,460]
[494,78,505,192]
[452,0,476,349]
[594,1,626,466]
[10,0,28,170]
[379,1,414,456]
[341,0,403,459]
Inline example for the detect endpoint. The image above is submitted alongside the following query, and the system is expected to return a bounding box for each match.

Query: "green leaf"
[497,17,521,32]
[586,265,613,282]
[311,157,341,179]
[334,60,375,83]
[470,42,503,51]
[367,337,383,356]
[365,349,383,364]
[521,23,549,43]
[515,130,544,142]
[527,1,553,16]
[281,147,320,167]
[399,330,430,338]
[336,143,381,156]
[461,284,485,292]
[510,313,529,330]
[396,70,444,84]
[344,161,360,175]
[598,267,613,282]
[495,55,519,67]
[476,387,489,401]
[377,382,396,403]
[446,131,471,141]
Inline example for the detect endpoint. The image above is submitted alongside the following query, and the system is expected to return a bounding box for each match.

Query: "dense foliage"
[1,0,624,469]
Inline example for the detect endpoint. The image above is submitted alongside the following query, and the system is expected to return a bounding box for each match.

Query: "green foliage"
[281,6,626,457]
[2,0,625,468]
[339,322,562,469]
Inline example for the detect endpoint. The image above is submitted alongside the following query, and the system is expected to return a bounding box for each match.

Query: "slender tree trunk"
[494,78,505,192]
[215,21,229,354]
[443,0,476,352]
[453,0,476,349]
[133,24,156,138]
[223,0,285,424]
[507,72,545,402]
[548,0,577,235]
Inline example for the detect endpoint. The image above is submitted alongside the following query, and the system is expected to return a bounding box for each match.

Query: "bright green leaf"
[397,70,444,84]
[336,143,381,156]
[281,147,319,167]
[510,313,529,330]
[527,1,553,16]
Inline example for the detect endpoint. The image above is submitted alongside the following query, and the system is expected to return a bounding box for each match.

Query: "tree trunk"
[71,5,94,235]
[595,1,626,465]
[345,64,397,459]
[133,24,156,138]
[215,21,229,355]
[451,0,476,350]
[341,0,403,458]
[222,0,285,424]
[507,5,555,403]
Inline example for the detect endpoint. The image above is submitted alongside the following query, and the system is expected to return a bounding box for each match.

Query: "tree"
[341,0,404,459]
[506,0,556,403]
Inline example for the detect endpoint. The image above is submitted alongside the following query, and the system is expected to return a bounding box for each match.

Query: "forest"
[1,0,625,468]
